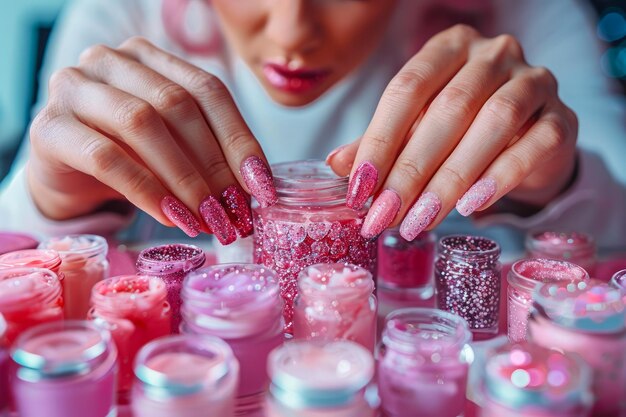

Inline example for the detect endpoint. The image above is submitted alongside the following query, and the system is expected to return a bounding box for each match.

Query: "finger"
[119,37,277,208]
[346,25,479,210]
[326,138,360,177]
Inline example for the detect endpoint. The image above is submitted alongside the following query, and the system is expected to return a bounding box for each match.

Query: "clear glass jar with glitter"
[525,231,597,276]
[0,249,65,287]
[435,235,501,338]
[181,264,284,415]
[528,280,626,416]
[378,308,472,417]
[479,342,593,417]
[136,244,205,333]
[293,263,377,352]
[610,269,626,294]
[252,160,377,333]
[507,259,589,343]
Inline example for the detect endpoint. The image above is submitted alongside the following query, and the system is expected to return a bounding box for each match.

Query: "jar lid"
[268,341,374,409]
[39,234,108,258]
[0,249,62,270]
[136,244,205,275]
[484,342,592,410]
[0,233,38,255]
[0,268,62,312]
[438,235,500,261]
[534,279,626,333]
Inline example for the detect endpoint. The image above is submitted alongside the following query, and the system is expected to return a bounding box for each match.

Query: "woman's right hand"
[28,37,277,243]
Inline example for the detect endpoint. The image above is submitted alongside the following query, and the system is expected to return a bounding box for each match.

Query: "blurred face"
[212,0,397,106]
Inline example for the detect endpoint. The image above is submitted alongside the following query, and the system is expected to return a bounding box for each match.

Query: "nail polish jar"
[89,275,171,402]
[252,160,376,333]
[378,308,472,417]
[136,244,205,333]
[266,340,376,417]
[0,249,65,287]
[0,267,63,345]
[435,235,501,337]
[181,264,284,415]
[507,259,589,343]
[132,335,239,417]
[0,315,8,414]
[293,263,376,352]
[39,234,109,320]
[525,231,596,276]
[528,280,626,416]
[11,321,118,417]
[610,269,626,294]
[479,342,593,417]
[378,229,435,298]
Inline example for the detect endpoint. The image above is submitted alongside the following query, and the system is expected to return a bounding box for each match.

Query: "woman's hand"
[28,37,277,243]
[327,25,578,240]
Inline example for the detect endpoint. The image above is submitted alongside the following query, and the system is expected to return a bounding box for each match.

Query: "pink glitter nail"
[347,161,378,210]
[399,192,442,241]
[240,156,277,208]
[456,178,497,217]
[160,196,201,237]
[220,185,254,238]
[199,195,237,245]
[361,189,401,239]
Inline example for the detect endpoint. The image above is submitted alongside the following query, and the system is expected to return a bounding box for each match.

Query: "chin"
[265,88,327,107]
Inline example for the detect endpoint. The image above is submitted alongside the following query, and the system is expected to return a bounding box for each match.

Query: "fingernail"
[399,192,442,241]
[325,144,348,166]
[221,185,254,238]
[361,189,401,239]
[240,156,277,208]
[199,195,237,245]
[347,161,378,210]
[160,196,201,237]
[456,178,497,217]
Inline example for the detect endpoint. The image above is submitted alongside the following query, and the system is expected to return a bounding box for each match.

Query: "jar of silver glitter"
[435,235,501,338]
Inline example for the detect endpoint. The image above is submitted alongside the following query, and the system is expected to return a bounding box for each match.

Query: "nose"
[264,0,321,56]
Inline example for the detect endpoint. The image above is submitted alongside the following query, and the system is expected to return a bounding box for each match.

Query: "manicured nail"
[325,144,348,166]
[240,156,277,208]
[347,161,378,210]
[361,189,401,239]
[456,178,497,217]
[160,196,201,237]
[221,185,254,238]
[399,192,442,241]
[199,195,237,245]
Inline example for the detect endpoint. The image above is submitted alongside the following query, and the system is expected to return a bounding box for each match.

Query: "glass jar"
[293,263,377,352]
[0,249,65,287]
[0,315,8,415]
[507,259,589,343]
[11,321,118,417]
[378,229,435,298]
[480,342,592,417]
[136,244,205,333]
[435,235,501,337]
[39,234,109,320]
[0,268,63,344]
[528,280,626,416]
[266,341,376,417]
[252,160,377,333]
[181,264,284,415]
[610,269,626,294]
[378,308,471,417]
[525,231,596,276]
[132,335,239,417]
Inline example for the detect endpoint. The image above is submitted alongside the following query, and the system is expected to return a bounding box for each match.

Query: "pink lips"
[262,63,330,94]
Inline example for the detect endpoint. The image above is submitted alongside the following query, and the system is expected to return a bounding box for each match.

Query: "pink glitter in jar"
[525,231,596,276]
[252,160,377,333]
[293,263,376,352]
[136,244,205,333]
[507,258,589,343]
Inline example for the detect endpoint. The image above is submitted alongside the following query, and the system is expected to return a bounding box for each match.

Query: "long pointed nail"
[160,196,201,237]
[221,185,254,238]
[399,192,442,241]
[199,195,237,245]
[325,144,348,166]
[361,189,401,239]
[347,161,378,210]
[456,178,497,216]
[240,156,277,208]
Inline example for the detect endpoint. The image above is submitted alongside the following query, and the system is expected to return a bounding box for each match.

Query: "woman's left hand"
[326,24,578,240]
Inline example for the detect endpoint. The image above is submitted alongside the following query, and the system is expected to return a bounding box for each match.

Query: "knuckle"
[154,83,193,112]
[531,66,558,92]
[48,67,82,92]
[543,116,569,148]
[124,170,155,198]
[484,95,525,127]
[448,24,479,43]
[434,85,476,121]
[385,65,432,100]
[439,165,470,191]
[174,169,205,192]
[200,153,231,179]
[83,139,119,178]
[119,36,151,51]
[492,34,523,60]
[394,158,426,184]
[363,133,392,153]
[78,44,113,66]
[115,99,158,133]
[220,130,253,153]
[504,152,528,179]
[186,71,226,96]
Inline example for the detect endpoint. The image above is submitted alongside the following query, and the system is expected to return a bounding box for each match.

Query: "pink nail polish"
[325,144,348,166]
[220,185,254,238]
[456,178,497,217]
[160,196,201,237]
[199,195,237,245]
[361,189,401,239]
[240,156,277,208]
[399,192,442,241]
[347,161,378,210]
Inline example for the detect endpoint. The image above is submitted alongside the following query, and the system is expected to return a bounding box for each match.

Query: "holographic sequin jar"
[525,231,596,276]
[435,235,501,337]
[252,160,376,332]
